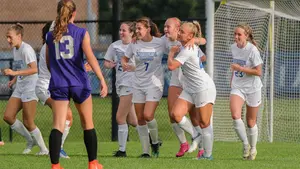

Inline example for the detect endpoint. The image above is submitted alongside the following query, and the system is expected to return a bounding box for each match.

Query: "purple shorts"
[50,87,91,104]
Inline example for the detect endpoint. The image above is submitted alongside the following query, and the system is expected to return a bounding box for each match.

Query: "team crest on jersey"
[136,48,156,61]
[232,59,246,66]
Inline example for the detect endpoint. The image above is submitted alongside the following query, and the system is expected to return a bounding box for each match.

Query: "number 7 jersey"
[46,24,91,90]
[125,37,165,89]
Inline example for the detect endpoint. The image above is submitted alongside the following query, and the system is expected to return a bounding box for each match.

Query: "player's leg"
[113,89,135,157]
[72,87,102,169]
[245,90,261,160]
[230,89,249,159]
[189,107,204,158]
[49,88,70,168]
[59,106,72,158]
[3,96,33,154]
[168,86,189,157]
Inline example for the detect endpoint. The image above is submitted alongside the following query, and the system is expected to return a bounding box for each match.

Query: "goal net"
[213,0,300,142]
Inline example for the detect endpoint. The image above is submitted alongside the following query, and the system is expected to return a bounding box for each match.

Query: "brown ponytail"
[136,17,161,37]
[53,0,76,42]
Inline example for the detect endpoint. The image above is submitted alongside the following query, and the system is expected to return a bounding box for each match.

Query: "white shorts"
[132,87,163,103]
[179,87,216,108]
[169,70,182,87]
[230,89,261,107]
[117,86,133,97]
[11,85,38,102]
[35,85,50,105]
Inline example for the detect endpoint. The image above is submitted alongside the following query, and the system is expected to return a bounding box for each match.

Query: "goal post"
[206,0,300,142]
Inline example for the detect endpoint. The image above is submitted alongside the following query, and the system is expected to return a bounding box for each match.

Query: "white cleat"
[22,148,32,154]
[243,144,250,159]
[247,148,257,160]
[36,150,49,156]
[188,134,201,153]
[22,139,37,154]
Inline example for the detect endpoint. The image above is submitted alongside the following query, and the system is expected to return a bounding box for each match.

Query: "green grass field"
[0,97,300,168]
[1,141,300,169]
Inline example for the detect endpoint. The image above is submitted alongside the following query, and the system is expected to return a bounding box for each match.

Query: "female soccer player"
[46,1,107,168]
[168,21,216,160]
[230,23,262,160]
[104,21,137,157]
[164,17,207,158]
[3,23,48,155]
[121,17,164,158]
[36,21,73,158]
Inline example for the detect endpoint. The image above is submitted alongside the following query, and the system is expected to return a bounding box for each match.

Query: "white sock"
[233,119,249,146]
[61,120,71,148]
[137,125,150,154]
[247,124,258,149]
[171,123,187,144]
[30,127,48,152]
[11,119,33,144]
[178,116,196,138]
[118,124,128,152]
[194,126,203,150]
[202,124,213,157]
[147,119,159,144]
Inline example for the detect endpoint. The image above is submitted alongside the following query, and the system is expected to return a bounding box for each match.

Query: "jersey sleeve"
[104,44,115,62]
[124,43,134,59]
[23,46,37,65]
[175,48,193,65]
[198,48,205,58]
[250,47,263,67]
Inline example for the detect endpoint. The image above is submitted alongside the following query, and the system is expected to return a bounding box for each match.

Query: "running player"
[230,23,262,160]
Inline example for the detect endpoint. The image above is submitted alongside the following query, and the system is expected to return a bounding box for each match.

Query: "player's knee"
[144,114,154,122]
[247,120,256,128]
[231,113,241,120]
[3,114,14,125]
[199,120,210,129]
[137,120,146,125]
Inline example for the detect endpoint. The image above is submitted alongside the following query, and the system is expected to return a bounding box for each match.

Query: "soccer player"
[46,1,108,169]
[163,17,207,158]
[121,17,164,158]
[104,21,137,157]
[230,23,262,160]
[3,23,49,155]
[36,21,73,158]
[168,21,216,160]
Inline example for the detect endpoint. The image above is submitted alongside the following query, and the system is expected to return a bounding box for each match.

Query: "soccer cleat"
[139,153,151,158]
[197,149,205,158]
[247,148,257,160]
[113,150,127,157]
[51,164,64,169]
[151,143,160,157]
[243,144,250,159]
[197,154,213,160]
[149,134,163,147]
[22,140,36,154]
[60,149,70,159]
[176,142,189,157]
[188,134,201,153]
[36,150,49,156]
[88,160,103,169]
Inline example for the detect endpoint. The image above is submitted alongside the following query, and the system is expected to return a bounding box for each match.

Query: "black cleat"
[113,150,127,157]
[151,143,160,158]
[139,153,151,158]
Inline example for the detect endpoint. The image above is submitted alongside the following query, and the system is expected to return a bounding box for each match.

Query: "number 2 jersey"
[46,24,91,90]
[125,37,165,90]
[231,42,263,93]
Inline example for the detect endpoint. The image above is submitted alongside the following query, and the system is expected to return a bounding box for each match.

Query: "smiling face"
[135,22,149,40]
[164,19,179,40]
[178,23,193,45]
[234,27,248,47]
[6,29,21,48]
[119,23,133,42]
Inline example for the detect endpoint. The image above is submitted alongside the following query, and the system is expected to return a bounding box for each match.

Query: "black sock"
[84,128,98,162]
[49,129,63,164]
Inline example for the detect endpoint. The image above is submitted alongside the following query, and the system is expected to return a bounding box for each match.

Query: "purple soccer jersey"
[46,24,91,91]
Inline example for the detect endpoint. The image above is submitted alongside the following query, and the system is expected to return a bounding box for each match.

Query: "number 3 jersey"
[231,42,263,93]
[46,24,91,90]
[104,40,134,89]
[125,37,165,89]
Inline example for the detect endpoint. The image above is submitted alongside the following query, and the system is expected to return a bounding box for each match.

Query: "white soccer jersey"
[231,42,263,93]
[13,42,38,91]
[175,45,213,93]
[125,37,165,89]
[104,40,134,89]
[36,44,50,88]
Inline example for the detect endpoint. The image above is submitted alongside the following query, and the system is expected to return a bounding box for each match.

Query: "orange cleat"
[88,160,103,169]
[51,163,64,169]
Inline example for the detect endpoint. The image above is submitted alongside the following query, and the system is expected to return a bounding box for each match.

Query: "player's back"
[46,24,91,90]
